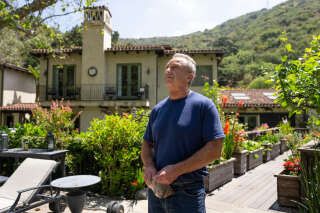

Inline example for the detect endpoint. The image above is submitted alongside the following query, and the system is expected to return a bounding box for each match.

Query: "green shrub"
[83,109,149,198]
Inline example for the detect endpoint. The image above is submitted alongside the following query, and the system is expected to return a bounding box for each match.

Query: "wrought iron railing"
[39,86,81,101]
[39,84,149,101]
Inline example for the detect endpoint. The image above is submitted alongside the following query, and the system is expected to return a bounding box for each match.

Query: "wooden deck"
[126,151,299,213]
[205,151,299,213]
[29,151,299,213]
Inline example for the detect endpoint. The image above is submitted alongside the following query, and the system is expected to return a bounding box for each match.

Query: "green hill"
[121,0,320,87]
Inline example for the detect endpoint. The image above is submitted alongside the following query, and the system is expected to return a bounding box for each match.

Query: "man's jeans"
[148,181,206,213]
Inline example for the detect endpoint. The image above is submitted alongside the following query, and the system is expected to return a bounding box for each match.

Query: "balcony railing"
[39,84,149,102]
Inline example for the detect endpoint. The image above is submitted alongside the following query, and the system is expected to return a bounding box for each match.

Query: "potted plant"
[243,140,263,170]
[255,124,281,161]
[204,112,237,192]
[274,155,301,207]
[231,122,248,176]
[298,131,320,177]
[278,119,294,154]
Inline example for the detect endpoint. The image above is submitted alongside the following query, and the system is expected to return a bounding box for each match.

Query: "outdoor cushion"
[0,197,16,212]
[0,176,8,186]
[0,158,56,207]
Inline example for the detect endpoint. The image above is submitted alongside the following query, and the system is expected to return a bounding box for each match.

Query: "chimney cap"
[84,6,112,17]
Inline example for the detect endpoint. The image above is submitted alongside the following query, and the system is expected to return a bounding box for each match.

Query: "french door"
[52,65,75,98]
[117,64,141,99]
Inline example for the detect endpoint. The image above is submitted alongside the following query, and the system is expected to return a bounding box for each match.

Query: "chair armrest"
[16,185,51,194]
[8,185,53,212]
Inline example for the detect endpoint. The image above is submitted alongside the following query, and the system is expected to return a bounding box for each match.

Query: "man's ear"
[187,73,194,82]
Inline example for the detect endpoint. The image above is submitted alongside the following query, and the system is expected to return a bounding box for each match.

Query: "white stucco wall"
[2,69,36,106]
[80,107,106,131]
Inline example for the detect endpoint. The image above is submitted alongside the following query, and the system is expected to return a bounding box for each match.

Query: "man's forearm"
[174,139,223,176]
[141,140,155,168]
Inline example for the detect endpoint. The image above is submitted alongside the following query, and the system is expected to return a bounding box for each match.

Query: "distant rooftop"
[0,63,32,75]
[219,89,279,108]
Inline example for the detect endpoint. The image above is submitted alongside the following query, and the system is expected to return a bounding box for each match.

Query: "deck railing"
[39,84,149,102]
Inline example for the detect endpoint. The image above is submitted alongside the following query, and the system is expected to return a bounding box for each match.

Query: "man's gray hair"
[172,53,197,75]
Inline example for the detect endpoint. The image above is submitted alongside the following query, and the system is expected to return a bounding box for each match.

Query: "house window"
[192,65,213,86]
[117,64,141,99]
[6,114,14,128]
[238,114,259,130]
[52,65,76,99]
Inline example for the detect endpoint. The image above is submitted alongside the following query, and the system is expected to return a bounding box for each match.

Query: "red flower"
[123,113,128,118]
[132,180,138,186]
[221,95,228,107]
[223,119,230,135]
[237,100,243,107]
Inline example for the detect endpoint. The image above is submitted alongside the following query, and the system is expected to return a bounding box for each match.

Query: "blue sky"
[47,0,288,38]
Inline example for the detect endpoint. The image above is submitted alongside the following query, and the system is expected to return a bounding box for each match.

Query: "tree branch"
[41,10,78,23]
[0,0,58,29]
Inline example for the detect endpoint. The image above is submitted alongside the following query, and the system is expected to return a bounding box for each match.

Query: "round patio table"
[51,175,101,213]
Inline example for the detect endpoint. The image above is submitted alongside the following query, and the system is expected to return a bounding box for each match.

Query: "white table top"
[51,175,101,190]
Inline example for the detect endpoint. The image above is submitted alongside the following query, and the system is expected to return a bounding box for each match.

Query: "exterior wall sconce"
[46,132,55,151]
[146,68,150,75]
[0,132,8,152]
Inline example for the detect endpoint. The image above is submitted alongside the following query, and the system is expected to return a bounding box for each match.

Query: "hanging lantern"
[0,132,8,152]
[46,132,55,151]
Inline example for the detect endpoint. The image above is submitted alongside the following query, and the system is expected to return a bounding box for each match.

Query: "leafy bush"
[297,155,320,213]
[83,109,149,198]
[242,140,262,151]
[247,75,273,89]
[273,34,320,126]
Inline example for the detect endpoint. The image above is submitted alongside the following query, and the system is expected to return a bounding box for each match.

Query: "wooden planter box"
[232,150,248,175]
[298,140,320,176]
[274,171,301,207]
[270,142,281,159]
[280,138,289,154]
[262,143,272,162]
[204,158,236,192]
[247,148,263,170]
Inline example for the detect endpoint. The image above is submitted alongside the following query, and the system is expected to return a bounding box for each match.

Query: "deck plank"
[206,151,292,212]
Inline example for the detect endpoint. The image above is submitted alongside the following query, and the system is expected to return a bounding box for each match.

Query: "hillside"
[121,0,320,87]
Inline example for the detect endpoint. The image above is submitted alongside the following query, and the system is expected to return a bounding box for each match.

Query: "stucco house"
[0,63,37,127]
[31,6,224,131]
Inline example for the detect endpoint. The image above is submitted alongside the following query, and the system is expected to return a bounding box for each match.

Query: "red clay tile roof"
[164,49,224,55]
[0,63,32,74]
[0,103,39,112]
[31,45,225,57]
[31,46,82,56]
[105,45,172,52]
[219,89,280,108]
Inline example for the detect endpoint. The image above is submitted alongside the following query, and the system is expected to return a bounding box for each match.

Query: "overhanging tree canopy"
[273,34,320,125]
[0,0,98,35]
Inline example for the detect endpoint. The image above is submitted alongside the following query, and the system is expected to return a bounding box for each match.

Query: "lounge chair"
[0,158,66,213]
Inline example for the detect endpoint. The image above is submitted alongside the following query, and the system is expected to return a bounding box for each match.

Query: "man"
[141,53,225,213]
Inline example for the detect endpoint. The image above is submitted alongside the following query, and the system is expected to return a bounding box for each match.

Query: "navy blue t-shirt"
[143,91,225,182]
